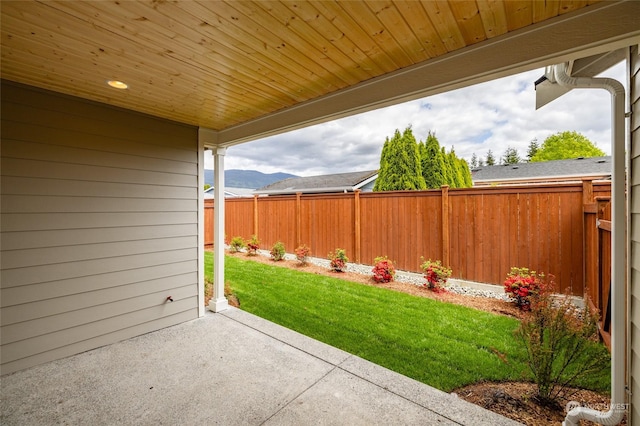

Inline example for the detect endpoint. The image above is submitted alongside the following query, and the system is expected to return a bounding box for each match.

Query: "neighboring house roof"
[472,156,611,185]
[254,170,378,195]
[204,187,255,199]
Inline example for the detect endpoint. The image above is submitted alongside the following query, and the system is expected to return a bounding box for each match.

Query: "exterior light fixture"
[107,80,128,89]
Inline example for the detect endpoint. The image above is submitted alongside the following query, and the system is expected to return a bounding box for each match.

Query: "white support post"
[208,147,229,312]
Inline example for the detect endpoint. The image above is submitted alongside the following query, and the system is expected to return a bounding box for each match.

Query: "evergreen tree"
[459,158,473,187]
[441,146,454,186]
[420,132,446,189]
[486,150,496,166]
[448,149,463,188]
[373,127,426,191]
[470,153,478,169]
[526,138,539,162]
[501,146,521,165]
[373,136,391,191]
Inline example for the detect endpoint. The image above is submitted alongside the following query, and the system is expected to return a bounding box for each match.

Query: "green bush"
[515,283,610,406]
[270,241,285,261]
[229,236,245,253]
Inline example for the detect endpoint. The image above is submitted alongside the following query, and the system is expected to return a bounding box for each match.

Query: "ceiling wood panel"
[311,1,401,73]
[337,1,413,68]
[476,0,509,39]
[393,2,448,58]
[504,1,533,31]
[3,0,635,148]
[449,1,489,45]
[281,1,387,76]
[421,1,467,52]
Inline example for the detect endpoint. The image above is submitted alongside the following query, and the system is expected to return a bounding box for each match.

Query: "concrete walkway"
[1,308,521,425]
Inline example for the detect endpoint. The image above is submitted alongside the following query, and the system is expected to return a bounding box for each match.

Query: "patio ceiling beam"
[214,0,640,148]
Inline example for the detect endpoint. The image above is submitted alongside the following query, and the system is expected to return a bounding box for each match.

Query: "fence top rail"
[204,180,611,204]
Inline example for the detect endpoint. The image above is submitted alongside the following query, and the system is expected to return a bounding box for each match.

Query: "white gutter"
[551,62,626,426]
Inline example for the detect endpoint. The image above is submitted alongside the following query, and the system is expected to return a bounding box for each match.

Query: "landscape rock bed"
[256,249,511,301]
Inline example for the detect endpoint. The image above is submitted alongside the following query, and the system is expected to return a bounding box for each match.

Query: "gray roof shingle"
[472,156,611,184]
[255,170,378,195]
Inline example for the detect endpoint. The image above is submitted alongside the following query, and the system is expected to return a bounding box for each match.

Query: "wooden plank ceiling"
[2,0,637,146]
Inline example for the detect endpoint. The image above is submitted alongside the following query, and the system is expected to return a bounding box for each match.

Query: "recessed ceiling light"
[107,80,128,89]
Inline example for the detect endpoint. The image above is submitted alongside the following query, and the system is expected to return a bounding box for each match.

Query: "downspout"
[551,62,626,426]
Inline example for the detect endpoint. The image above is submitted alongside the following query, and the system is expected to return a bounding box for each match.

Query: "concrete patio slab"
[1,308,522,425]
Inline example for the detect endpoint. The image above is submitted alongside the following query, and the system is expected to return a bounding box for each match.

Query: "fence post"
[354,190,361,263]
[253,195,259,238]
[296,192,302,248]
[441,185,450,267]
[582,179,595,300]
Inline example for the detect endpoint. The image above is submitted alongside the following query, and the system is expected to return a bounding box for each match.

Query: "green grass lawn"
[205,252,610,393]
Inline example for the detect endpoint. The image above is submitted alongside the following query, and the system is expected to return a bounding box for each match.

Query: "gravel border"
[254,249,511,302]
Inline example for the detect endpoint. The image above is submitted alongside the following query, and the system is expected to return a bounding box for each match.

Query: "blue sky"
[206,61,625,176]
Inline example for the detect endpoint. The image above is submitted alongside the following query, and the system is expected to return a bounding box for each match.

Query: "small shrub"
[229,236,245,253]
[246,235,260,256]
[328,248,348,272]
[504,267,544,310]
[270,241,286,261]
[295,244,311,265]
[515,282,610,405]
[420,258,451,292]
[372,256,396,283]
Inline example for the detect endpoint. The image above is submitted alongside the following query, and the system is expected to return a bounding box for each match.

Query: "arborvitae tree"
[486,150,496,166]
[448,149,464,188]
[373,137,391,191]
[441,146,454,186]
[470,153,478,169]
[401,127,427,190]
[531,131,605,162]
[373,127,426,191]
[420,132,446,189]
[459,158,473,187]
[526,138,539,162]
[501,146,521,165]
[379,129,472,190]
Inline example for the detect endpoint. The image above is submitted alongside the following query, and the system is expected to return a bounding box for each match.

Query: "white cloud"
[207,61,625,175]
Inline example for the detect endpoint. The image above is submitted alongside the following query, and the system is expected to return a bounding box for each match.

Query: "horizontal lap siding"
[0,81,199,374]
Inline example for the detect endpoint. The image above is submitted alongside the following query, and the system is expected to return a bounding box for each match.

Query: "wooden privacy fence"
[583,192,613,347]
[205,180,611,294]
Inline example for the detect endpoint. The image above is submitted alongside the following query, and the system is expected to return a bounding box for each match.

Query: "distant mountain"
[204,169,298,189]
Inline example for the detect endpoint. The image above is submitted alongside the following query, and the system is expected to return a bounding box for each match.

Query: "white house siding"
[630,44,640,423]
[0,81,201,375]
